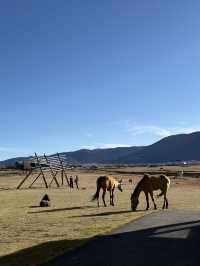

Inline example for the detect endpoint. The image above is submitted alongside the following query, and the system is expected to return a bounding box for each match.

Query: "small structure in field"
[40,194,51,207]
[177,170,184,178]
[17,153,71,189]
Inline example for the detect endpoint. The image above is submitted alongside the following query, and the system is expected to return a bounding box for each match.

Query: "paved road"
[45,210,200,266]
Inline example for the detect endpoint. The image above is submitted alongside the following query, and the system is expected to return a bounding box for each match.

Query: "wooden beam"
[17,169,33,189]
[57,153,70,186]
[49,171,59,187]
[61,170,64,185]
[29,172,41,188]
[64,172,70,186]
[65,175,70,186]
[35,152,48,188]
[44,154,60,187]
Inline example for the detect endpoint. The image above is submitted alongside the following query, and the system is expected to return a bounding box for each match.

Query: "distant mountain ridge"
[0,157,31,167]
[0,147,144,167]
[1,131,200,166]
[115,131,200,163]
[58,146,144,164]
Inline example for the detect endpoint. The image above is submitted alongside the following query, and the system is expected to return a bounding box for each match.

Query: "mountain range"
[1,131,200,166]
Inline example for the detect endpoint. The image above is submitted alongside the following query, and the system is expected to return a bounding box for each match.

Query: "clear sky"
[1,0,200,160]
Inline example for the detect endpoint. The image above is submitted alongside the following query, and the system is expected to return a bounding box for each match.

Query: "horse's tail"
[92,178,101,201]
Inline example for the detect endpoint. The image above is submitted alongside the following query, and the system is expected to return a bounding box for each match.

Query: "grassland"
[0,165,200,265]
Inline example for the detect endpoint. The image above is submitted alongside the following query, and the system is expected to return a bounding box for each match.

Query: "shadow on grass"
[45,218,200,266]
[29,205,95,214]
[2,214,200,266]
[0,237,92,266]
[69,209,144,218]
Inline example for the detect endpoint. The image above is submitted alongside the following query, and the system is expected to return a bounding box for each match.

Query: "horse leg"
[150,191,157,210]
[165,194,169,209]
[111,189,114,206]
[162,199,166,209]
[145,192,149,210]
[97,191,100,207]
[162,190,169,209]
[166,198,168,209]
[162,191,166,209]
[109,189,112,205]
[102,189,107,207]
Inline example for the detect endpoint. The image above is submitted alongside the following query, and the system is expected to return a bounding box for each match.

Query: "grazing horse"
[130,174,170,211]
[92,176,123,207]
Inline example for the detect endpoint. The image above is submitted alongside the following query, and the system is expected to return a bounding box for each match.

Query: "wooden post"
[44,154,60,187]
[35,152,48,188]
[17,169,32,189]
[64,172,70,186]
[61,170,64,185]
[65,175,70,186]
[57,153,70,186]
[29,172,41,188]
[49,171,59,187]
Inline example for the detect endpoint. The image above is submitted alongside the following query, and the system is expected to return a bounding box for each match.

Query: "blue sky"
[1,0,200,160]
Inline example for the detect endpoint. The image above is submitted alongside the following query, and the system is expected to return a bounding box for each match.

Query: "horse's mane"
[133,174,149,196]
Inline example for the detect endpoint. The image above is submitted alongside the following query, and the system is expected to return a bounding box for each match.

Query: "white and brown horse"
[92,176,123,207]
[131,174,170,211]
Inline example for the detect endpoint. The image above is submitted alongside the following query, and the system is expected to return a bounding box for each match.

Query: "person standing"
[69,176,74,188]
[74,175,79,189]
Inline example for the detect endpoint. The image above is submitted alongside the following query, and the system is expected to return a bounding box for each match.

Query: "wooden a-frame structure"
[17,153,70,189]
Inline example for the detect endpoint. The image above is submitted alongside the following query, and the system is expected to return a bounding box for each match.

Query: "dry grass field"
[0,166,200,265]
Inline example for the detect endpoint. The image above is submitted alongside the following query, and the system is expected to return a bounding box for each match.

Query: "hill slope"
[0,146,143,166]
[2,132,200,166]
[116,132,200,163]
[55,146,144,164]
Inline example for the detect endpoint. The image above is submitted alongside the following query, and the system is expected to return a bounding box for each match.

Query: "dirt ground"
[0,167,200,265]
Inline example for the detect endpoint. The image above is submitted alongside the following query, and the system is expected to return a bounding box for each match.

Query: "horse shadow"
[28,205,95,214]
[70,209,144,218]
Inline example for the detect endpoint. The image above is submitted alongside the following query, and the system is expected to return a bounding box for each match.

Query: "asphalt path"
[45,210,200,266]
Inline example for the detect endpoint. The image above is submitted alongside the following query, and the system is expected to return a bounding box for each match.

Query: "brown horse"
[92,176,123,207]
[131,174,170,211]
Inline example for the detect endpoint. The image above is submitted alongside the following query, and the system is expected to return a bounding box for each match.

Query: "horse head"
[130,193,139,211]
[116,178,123,192]
[117,182,123,192]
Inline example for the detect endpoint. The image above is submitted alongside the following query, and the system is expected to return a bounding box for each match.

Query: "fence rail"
[17,152,70,189]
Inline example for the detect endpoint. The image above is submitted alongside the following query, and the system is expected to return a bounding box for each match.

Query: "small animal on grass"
[92,176,123,207]
[40,194,51,207]
[130,174,170,211]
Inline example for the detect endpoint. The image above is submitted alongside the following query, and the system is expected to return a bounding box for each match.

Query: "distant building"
[17,159,48,170]
[23,160,33,170]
